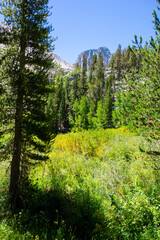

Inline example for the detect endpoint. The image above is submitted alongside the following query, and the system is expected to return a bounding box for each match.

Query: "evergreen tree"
[0,0,54,208]
[153,0,160,33]
[88,100,96,129]
[96,101,104,128]
[109,44,142,75]
[103,76,113,128]
[113,1,160,135]
[94,52,105,103]
[74,62,81,69]
[128,46,139,70]
[115,44,122,81]
[121,48,130,71]
[71,67,81,101]
[88,54,97,84]
[78,96,89,129]
[63,75,71,129]
[90,54,97,72]
[79,53,88,96]
[46,75,70,132]
[70,96,89,130]
[54,75,65,131]
[69,98,80,128]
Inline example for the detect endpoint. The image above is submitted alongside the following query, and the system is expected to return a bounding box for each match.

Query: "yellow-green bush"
[51,127,139,159]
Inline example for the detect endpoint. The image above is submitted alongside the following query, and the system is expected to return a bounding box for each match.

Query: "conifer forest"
[0,0,160,239]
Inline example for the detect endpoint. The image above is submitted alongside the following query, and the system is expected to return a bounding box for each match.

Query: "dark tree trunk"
[9,0,26,209]
[9,91,23,208]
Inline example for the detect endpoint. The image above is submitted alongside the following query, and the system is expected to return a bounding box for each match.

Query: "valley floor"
[0,128,160,239]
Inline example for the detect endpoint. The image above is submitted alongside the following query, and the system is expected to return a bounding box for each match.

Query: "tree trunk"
[9,90,23,208]
[9,0,26,209]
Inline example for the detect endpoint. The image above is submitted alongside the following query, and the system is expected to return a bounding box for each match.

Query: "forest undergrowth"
[0,127,160,239]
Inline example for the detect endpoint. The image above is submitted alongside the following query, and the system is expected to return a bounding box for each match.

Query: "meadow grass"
[0,127,160,239]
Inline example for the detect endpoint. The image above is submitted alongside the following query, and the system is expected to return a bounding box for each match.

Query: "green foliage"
[0,1,160,239]
[113,91,134,127]
[45,48,114,132]
[113,39,160,136]
[103,76,113,128]
[113,2,160,137]
[28,128,160,239]
[70,68,81,101]
[50,127,139,158]
[46,75,70,132]
[109,44,141,76]
[0,0,54,207]
[70,96,89,130]
[87,100,97,129]
[96,100,105,128]
[78,54,88,96]
[0,128,160,239]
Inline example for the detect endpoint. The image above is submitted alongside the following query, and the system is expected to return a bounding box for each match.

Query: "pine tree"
[0,0,54,208]
[71,67,81,101]
[96,101,104,128]
[88,54,97,84]
[79,53,88,96]
[94,52,105,103]
[113,1,160,135]
[78,96,89,129]
[153,0,160,33]
[103,76,113,128]
[70,96,89,130]
[90,54,97,72]
[115,44,122,81]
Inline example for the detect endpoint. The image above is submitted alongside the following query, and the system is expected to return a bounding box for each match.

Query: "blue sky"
[0,0,159,64]
[49,0,158,63]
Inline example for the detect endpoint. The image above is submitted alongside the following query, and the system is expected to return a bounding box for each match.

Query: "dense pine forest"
[0,0,160,239]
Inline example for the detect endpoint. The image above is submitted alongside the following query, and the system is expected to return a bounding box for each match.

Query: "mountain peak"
[76,46,111,68]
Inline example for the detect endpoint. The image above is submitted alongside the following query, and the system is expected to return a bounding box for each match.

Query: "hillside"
[0,20,74,73]
[51,52,74,73]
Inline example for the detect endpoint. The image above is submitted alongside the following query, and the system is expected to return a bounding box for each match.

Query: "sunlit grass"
[0,127,160,239]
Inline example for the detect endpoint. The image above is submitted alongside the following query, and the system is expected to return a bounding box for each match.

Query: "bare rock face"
[51,52,74,73]
[0,20,6,29]
[0,20,9,33]
[76,46,111,68]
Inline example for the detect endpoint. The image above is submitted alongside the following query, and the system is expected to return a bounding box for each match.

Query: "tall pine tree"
[0,0,54,208]
[113,1,160,135]
[79,53,88,96]
[94,52,105,103]
[103,76,113,128]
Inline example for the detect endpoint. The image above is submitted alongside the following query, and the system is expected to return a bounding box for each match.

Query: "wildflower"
[150,151,155,155]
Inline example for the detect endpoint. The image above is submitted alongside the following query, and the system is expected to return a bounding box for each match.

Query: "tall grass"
[0,127,160,239]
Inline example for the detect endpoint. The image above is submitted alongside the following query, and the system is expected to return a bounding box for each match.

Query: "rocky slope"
[0,21,74,73]
[76,46,111,68]
[51,52,74,72]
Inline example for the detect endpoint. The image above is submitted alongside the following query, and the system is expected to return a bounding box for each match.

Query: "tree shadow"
[12,180,107,240]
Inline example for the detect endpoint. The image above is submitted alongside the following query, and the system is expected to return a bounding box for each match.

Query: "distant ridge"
[51,52,74,73]
[76,46,111,68]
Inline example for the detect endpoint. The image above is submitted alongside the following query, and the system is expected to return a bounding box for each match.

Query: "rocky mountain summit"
[76,46,111,68]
